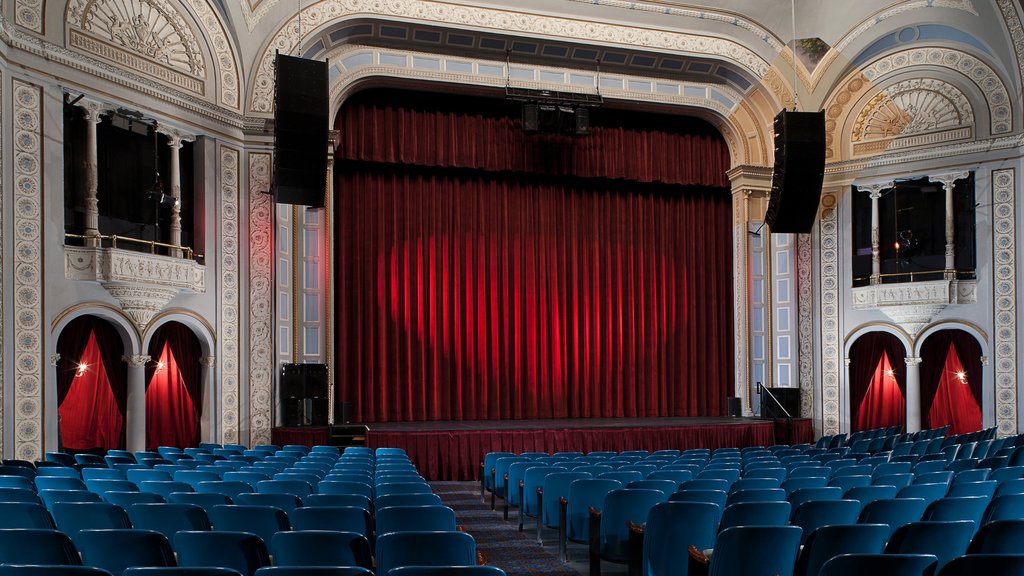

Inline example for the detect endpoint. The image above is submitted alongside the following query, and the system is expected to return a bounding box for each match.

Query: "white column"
[200,356,216,443]
[76,100,111,246]
[856,183,887,285]
[156,127,195,258]
[930,173,968,280]
[905,356,923,433]
[123,354,151,451]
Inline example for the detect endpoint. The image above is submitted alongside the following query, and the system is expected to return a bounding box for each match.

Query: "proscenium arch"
[46,304,141,454]
[323,54,762,168]
[246,1,774,115]
[144,310,218,443]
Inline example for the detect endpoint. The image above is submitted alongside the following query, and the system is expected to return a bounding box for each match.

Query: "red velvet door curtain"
[57,316,127,450]
[146,322,202,448]
[920,330,982,435]
[334,89,734,423]
[849,331,906,431]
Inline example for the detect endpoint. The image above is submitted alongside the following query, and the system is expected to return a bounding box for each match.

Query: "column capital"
[122,354,151,367]
[200,356,216,368]
[328,129,341,148]
[73,97,114,123]
[980,355,990,366]
[929,171,971,189]
[50,353,61,367]
[854,182,892,198]
[156,125,196,148]
[904,356,923,367]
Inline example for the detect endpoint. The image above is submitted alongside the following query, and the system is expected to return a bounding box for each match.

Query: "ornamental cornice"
[826,134,1024,177]
[65,246,206,331]
[0,16,247,130]
[251,0,771,114]
[851,280,978,337]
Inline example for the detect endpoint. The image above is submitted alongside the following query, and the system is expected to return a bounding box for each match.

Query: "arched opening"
[56,315,127,452]
[920,329,983,435]
[145,321,203,449]
[333,87,734,423]
[849,331,906,432]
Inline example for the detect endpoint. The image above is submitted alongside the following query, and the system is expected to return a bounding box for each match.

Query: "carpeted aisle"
[432,481,583,576]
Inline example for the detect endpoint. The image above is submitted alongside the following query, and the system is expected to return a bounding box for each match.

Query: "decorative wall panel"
[247,152,273,447]
[12,79,43,460]
[818,191,841,435]
[220,146,240,444]
[992,169,1017,436]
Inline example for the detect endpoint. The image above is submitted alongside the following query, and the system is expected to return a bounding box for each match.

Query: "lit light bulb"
[76,363,88,377]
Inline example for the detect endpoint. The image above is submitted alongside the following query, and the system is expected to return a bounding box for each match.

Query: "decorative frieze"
[248,152,274,447]
[220,146,241,444]
[992,169,1017,436]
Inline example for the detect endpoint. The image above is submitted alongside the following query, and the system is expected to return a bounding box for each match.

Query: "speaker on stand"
[279,363,329,427]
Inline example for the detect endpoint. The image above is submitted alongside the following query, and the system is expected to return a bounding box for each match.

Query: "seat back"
[0,567,112,576]
[936,554,1024,576]
[922,496,990,530]
[966,519,1024,553]
[564,479,623,543]
[138,482,195,500]
[375,493,443,510]
[790,499,862,544]
[208,505,290,544]
[540,472,590,529]
[521,466,566,518]
[796,523,889,576]
[35,477,88,492]
[819,553,938,576]
[269,530,372,569]
[0,502,56,529]
[195,481,253,500]
[642,502,720,576]
[0,528,83,565]
[376,505,457,536]
[288,506,372,538]
[51,502,132,543]
[39,490,103,511]
[717,500,791,533]
[374,531,476,576]
[127,503,212,541]
[857,498,929,540]
[304,493,371,511]
[255,480,311,498]
[232,493,303,513]
[884,520,975,571]
[174,531,271,576]
[707,526,802,576]
[597,489,666,563]
[76,529,177,576]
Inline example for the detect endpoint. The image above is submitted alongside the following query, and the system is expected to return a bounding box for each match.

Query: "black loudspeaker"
[283,398,328,427]
[522,103,539,132]
[765,110,826,233]
[727,397,742,417]
[304,364,328,399]
[339,401,353,424]
[273,53,328,207]
[279,363,305,399]
[575,107,590,136]
[762,387,800,419]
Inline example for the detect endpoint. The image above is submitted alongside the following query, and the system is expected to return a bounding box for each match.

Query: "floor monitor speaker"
[765,110,825,234]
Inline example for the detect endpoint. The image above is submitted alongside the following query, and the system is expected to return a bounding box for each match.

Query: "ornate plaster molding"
[995,0,1024,103]
[12,78,43,461]
[852,280,978,337]
[65,0,207,97]
[122,354,151,368]
[64,246,205,331]
[179,0,241,109]
[250,0,770,114]
[248,152,274,447]
[851,78,973,157]
[797,233,814,419]
[824,47,1011,161]
[818,190,841,435]
[992,169,1017,436]
[15,0,43,32]
[219,145,241,444]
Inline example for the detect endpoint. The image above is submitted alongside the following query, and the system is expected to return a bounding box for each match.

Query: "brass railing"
[65,232,204,262]
[853,269,975,285]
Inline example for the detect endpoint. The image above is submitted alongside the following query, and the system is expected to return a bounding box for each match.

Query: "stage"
[363,416,814,481]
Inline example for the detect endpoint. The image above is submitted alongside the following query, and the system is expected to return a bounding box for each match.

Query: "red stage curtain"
[849,332,906,431]
[57,316,126,450]
[921,330,983,434]
[336,90,730,187]
[335,90,733,424]
[146,323,202,448]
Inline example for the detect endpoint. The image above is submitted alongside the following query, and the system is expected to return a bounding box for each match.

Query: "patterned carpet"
[432,481,589,576]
